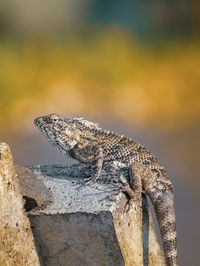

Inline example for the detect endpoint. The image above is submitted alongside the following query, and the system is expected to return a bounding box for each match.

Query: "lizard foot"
[111,175,141,212]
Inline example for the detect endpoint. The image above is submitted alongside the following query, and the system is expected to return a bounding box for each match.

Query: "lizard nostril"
[33,119,38,125]
[34,117,43,125]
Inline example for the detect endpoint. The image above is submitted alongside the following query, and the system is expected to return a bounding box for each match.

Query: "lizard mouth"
[33,119,46,133]
[34,120,42,130]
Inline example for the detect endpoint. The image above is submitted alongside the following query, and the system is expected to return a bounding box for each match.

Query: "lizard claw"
[111,182,125,191]
[84,175,99,183]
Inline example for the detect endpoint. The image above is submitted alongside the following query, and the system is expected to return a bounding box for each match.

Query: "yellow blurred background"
[0,1,200,265]
[1,32,200,130]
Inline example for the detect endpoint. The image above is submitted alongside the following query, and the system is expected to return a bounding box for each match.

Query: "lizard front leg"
[69,143,104,182]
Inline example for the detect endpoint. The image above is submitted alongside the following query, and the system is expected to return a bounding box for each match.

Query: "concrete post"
[16,163,166,266]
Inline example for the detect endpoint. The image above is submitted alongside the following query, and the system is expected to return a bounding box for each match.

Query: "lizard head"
[34,113,80,152]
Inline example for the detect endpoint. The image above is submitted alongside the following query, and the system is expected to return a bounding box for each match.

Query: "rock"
[17,163,166,266]
[0,143,40,266]
[15,165,52,211]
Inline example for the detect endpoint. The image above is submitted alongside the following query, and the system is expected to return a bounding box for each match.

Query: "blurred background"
[0,1,200,265]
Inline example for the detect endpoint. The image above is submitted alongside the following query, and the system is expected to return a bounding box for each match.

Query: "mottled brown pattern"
[34,113,178,265]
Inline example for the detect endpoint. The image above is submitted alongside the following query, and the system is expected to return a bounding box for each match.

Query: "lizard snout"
[34,117,44,126]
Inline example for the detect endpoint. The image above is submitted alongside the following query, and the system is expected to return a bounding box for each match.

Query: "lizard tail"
[130,161,178,265]
[148,190,178,266]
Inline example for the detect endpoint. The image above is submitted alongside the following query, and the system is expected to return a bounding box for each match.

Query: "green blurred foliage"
[0,29,200,131]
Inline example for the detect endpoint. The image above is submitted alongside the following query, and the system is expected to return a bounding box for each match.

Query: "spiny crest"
[103,129,127,139]
[72,118,127,140]
[72,118,102,131]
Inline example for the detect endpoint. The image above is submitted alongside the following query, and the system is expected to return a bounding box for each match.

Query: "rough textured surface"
[21,163,166,266]
[0,143,40,266]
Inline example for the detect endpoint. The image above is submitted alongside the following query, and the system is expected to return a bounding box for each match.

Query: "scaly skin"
[34,113,178,265]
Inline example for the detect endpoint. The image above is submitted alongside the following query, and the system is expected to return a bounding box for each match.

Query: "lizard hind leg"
[128,162,144,199]
[112,162,143,211]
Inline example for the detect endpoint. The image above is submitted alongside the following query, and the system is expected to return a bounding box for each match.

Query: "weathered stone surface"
[15,165,52,211]
[0,143,40,266]
[19,163,166,266]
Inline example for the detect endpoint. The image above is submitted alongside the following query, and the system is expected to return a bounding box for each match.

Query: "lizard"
[34,113,178,266]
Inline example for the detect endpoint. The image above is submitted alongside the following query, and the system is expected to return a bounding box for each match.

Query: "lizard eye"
[49,113,60,122]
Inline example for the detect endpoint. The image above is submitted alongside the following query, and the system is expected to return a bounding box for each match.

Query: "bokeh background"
[0,1,200,265]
